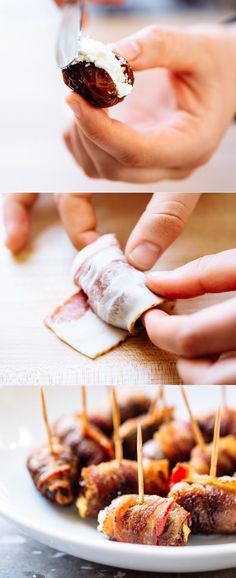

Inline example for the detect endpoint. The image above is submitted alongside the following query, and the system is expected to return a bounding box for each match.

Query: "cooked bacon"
[98,494,191,546]
[27,438,78,506]
[169,476,236,534]
[119,406,174,460]
[90,393,151,436]
[190,435,236,476]
[52,414,114,469]
[198,407,236,443]
[77,458,169,518]
[143,420,195,468]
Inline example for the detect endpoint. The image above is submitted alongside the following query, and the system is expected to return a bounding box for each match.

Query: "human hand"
[64,23,236,183]
[3,193,98,253]
[143,249,236,384]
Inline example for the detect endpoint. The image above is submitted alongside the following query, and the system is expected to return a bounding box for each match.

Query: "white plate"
[0,386,236,573]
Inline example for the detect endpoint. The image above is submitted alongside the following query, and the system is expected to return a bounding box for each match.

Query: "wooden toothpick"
[149,385,162,415]
[81,385,89,432]
[210,406,221,478]
[221,386,227,409]
[180,385,205,451]
[112,388,123,465]
[137,424,144,505]
[40,387,54,454]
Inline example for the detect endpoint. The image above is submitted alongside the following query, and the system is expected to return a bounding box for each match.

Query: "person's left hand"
[143,249,236,384]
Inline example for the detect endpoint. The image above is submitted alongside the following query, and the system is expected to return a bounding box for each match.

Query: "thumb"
[3,193,38,253]
[114,25,202,73]
[125,193,200,271]
[146,249,236,298]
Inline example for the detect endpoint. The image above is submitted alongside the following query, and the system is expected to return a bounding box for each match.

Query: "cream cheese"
[72,34,133,98]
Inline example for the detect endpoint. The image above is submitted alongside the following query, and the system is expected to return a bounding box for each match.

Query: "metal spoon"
[56,1,86,70]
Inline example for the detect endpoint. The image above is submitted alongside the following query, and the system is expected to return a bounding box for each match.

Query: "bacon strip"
[46,234,166,358]
[90,393,151,436]
[27,438,78,506]
[77,458,169,517]
[98,494,191,545]
[198,407,236,443]
[143,421,195,468]
[52,413,114,469]
[169,476,236,534]
[119,406,174,460]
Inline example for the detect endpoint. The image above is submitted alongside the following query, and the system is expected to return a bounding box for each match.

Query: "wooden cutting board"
[0,193,236,386]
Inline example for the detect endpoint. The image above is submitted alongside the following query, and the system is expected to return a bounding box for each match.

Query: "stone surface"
[1,516,236,578]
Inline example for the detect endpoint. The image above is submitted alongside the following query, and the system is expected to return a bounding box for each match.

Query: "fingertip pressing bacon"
[76,458,169,518]
[27,438,78,506]
[98,494,191,546]
[46,234,168,359]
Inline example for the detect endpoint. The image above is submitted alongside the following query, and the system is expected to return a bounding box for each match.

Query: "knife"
[56,0,86,70]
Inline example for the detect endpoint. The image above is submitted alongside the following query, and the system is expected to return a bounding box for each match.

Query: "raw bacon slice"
[72,234,164,333]
[169,476,236,534]
[27,438,78,506]
[77,458,169,517]
[98,494,191,545]
[46,234,167,358]
[46,290,128,359]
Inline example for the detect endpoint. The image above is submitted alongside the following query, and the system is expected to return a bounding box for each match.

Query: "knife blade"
[56,1,86,70]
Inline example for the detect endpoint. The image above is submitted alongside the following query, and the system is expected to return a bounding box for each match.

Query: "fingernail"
[115,39,140,61]
[67,98,81,119]
[129,243,161,270]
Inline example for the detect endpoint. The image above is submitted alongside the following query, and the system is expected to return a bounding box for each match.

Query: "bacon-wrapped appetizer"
[143,420,195,469]
[119,406,174,460]
[27,438,78,506]
[77,458,169,518]
[169,475,236,534]
[52,414,114,469]
[98,494,191,546]
[90,393,151,436]
[198,407,236,443]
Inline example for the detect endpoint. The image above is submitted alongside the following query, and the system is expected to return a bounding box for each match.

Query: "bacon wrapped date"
[169,476,236,534]
[98,494,191,546]
[90,393,151,436]
[143,421,195,469]
[27,438,78,506]
[198,407,236,443]
[119,406,174,460]
[52,414,114,469]
[77,458,169,518]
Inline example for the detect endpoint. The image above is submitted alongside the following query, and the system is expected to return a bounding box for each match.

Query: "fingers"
[54,193,99,250]
[146,248,236,298]
[143,296,236,358]
[66,93,149,166]
[114,25,205,74]
[177,352,236,385]
[3,193,38,253]
[125,192,200,271]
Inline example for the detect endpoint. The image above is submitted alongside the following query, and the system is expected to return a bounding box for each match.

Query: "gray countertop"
[0,517,236,578]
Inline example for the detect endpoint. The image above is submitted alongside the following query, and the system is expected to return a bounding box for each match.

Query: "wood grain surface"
[0,193,236,386]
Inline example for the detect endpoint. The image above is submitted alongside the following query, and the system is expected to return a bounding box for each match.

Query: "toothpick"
[221,386,227,408]
[149,385,162,415]
[40,387,54,454]
[137,424,144,505]
[111,388,123,465]
[210,406,221,478]
[81,385,89,432]
[161,385,170,424]
[180,385,205,451]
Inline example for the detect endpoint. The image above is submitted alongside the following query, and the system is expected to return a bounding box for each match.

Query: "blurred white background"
[0,0,235,192]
